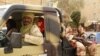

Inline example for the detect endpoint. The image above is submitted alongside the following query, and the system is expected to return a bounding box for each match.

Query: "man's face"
[37,21,43,26]
[22,16,33,26]
[78,26,84,33]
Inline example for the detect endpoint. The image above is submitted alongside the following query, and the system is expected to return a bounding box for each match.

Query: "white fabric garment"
[24,24,44,45]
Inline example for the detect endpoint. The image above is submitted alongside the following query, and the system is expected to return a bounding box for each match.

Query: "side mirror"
[10,32,22,48]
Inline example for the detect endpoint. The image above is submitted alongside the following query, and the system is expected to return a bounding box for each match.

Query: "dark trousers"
[61,38,77,56]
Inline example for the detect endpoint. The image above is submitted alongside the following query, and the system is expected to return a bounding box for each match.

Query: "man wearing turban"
[20,12,44,45]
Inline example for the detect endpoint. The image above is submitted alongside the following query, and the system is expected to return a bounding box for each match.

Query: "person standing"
[61,24,76,56]
[76,24,96,56]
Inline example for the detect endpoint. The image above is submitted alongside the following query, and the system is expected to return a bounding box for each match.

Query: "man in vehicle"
[36,17,45,37]
[20,12,44,45]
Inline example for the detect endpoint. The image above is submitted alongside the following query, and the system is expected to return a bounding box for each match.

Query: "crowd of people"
[61,23,96,56]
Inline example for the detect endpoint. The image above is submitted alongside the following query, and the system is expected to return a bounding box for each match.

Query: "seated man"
[37,17,45,37]
[20,12,44,45]
[6,16,18,37]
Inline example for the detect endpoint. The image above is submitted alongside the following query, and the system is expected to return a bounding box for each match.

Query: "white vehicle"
[0,4,62,56]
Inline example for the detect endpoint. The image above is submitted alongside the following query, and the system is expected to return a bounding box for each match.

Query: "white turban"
[22,12,34,19]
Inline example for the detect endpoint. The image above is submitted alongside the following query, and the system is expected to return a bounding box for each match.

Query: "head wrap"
[22,12,34,20]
